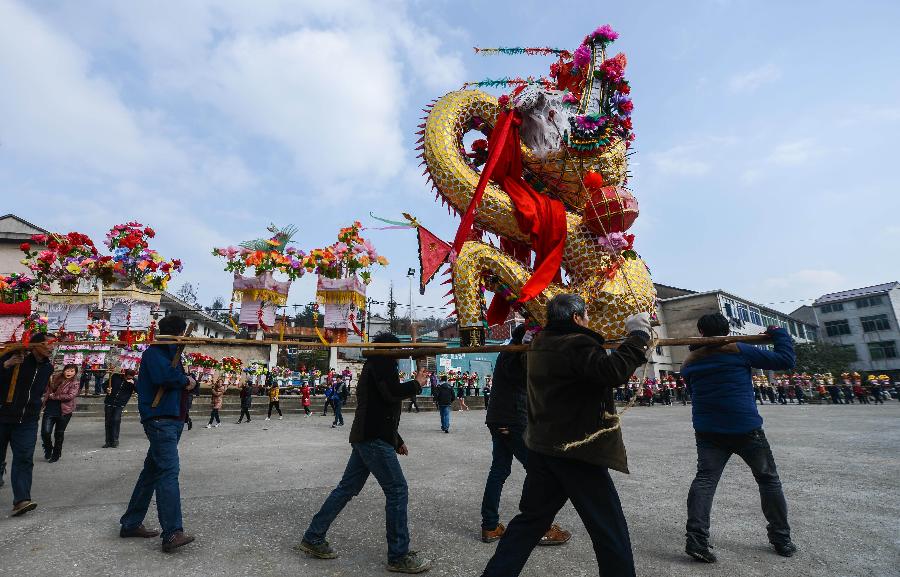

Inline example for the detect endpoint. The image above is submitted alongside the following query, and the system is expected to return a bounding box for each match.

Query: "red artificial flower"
[618,100,634,114]
[617,81,630,94]
[19,243,30,252]
[144,227,155,238]
[31,234,47,244]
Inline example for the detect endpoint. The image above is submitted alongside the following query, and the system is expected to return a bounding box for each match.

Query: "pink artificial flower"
[573,44,591,69]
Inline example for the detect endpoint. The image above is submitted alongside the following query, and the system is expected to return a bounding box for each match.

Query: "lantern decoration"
[582,173,639,235]
[214,224,305,332]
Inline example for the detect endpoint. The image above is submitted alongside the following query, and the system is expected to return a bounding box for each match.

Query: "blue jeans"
[0,420,39,505]
[120,419,184,540]
[481,426,529,530]
[94,372,105,395]
[439,405,451,431]
[304,439,410,563]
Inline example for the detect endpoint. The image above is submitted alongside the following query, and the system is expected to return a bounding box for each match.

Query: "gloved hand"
[624,312,652,336]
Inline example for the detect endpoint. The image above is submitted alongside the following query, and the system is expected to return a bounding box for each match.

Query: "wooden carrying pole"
[360,334,774,359]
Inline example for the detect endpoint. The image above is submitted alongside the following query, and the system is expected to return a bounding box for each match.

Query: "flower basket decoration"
[311,222,388,341]
[214,224,306,330]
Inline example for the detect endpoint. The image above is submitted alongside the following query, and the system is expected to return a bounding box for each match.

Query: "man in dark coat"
[432,377,455,432]
[481,294,652,577]
[298,332,432,574]
[479,324,570,546]
[103,369,137,448]
[0,333,54,517]
[681,313,797,563]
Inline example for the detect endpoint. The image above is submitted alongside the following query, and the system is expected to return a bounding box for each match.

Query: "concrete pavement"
[0,403,897,576]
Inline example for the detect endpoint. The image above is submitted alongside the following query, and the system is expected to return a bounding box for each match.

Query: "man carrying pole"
[119,314,197,552]
[681,313,798,563]
[480,294,652,577]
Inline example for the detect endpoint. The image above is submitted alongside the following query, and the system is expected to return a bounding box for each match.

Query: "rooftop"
[813,282,900,305]
[659,288,815,326]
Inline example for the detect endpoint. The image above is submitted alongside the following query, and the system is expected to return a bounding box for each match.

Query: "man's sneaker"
[205,424,212,429]
[538,524,571,546]
[214,423,220,428]
[773,541,797,557]
[387,551,432,573]
[161,531,195,553]
[685,539,717,563]
[481,523,505,543]
[120,524,161,538]
[11,500,37,517]
[265,417,270,421]
[295,539,338,559]
[279,416,283,420]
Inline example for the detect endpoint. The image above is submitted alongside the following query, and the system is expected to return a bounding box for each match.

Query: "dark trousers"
[323,398,333,415]
[238,406,251,422]
[482,450,635,577]
[332,399,344,426]
[268,401,282,417]
[0,420,39,505]
[120,419,184,540]
[686,429,790,547]
[303,405,311,415]
[41,413,72,458]
[407,398,419,412]
[105,405,124,445]
[480,426,529,530]
[208,409,220,425]
[93,372,105,395]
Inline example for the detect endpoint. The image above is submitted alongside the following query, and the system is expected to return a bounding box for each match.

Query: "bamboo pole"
[0,336,448,358]
[360,334,774,359]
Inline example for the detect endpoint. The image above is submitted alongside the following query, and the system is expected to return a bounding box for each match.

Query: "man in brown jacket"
[480,294,651,577]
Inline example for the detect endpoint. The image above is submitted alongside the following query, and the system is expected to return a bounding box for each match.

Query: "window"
[841,345,858,361]
[737,303,751,323]
[856,296,883,308]
[796,324,806,339]
[867,341,898,360]
[825,320,851,337]
[749,307,762,326]
[820,303,844,313]
[806,327,818,341]
[788,321,798,336]
[722,301,735,318]
[861,314,891,333]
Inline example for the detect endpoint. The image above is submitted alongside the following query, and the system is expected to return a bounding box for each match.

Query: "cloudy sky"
[2,0,898,319]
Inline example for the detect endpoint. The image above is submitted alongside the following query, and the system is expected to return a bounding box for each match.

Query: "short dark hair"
[510,324,527,345]
[62,363,79,374]
[30,333,48,344]
[372,332,400,344]
[157,315,187,336]
[546,293,586,323]
[697,313,729,337]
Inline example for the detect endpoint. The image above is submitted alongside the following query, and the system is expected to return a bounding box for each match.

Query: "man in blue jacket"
[681,313,797,563]
[119,315,197,553]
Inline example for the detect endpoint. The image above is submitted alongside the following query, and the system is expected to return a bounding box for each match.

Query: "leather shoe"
[120,524,160,538]
[538,524,571,546]
[481,523,505,543]
[162,530,195,552]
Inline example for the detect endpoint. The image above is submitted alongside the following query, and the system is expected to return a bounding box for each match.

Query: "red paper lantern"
[584,186,639,234]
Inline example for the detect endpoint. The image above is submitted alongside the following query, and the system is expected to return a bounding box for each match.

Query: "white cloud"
[767,138,825,166]
[729,63,782,92]
[649,144,711,176]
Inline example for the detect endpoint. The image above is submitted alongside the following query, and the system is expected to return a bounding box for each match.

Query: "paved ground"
[0,403,897,577]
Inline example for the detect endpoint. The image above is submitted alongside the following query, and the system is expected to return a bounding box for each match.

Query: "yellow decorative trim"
[234,288,288,305]
[315,289,367,309]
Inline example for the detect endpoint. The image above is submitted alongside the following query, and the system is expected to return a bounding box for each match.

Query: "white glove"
[624,312,652,336]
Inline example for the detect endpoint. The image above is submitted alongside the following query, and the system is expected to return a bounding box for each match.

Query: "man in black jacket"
[103,369,136,448]
[0,334,55,517]
[481,294,651,577]
[479,324,570,546]
[297,332,433,574]
[433,377,455,432]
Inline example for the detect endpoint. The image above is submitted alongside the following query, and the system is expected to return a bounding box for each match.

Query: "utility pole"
[388,283,398,333]
[407,267,415,340]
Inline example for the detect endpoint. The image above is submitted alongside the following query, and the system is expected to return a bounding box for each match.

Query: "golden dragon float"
[412,24,656,345]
